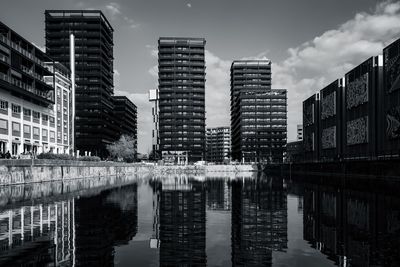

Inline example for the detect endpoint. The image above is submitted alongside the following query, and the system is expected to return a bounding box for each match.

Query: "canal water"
[0,173,399,266]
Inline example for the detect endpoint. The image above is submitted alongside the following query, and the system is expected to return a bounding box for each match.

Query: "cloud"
[137,1,400,152]
[272,0,400,141]
[114,69,120,89]
[187,3,192,8]
[205,50,231,128]
[105,2,121,18]
[123,16,140,29]
[145,45,158,57]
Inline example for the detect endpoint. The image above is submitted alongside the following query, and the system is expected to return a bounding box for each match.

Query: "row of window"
[242,131,287,136]
[0,100,55,124]
[242,118,287,122]
[241,99,286,103]
[242,111,286,115]
[242,125,286,129]
[0,119,57,141]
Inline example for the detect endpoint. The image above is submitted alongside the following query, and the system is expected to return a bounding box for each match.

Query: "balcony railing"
[0,72,53,101]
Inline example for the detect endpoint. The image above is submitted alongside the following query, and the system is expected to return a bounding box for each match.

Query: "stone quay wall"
[0,159,153,186]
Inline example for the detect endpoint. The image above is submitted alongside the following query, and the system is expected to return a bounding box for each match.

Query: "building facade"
[0,21,57,156]
[230,60,287,163]
[297,124,303,141]
[343,56,382,159]
[319,79,344,161]
[45,10,117,157]
[303,93,320,162]
[381,39,400,156]
[158,37,206,163]
[44,62,72,154]
[206,126,231,163]
[112,95,137,154]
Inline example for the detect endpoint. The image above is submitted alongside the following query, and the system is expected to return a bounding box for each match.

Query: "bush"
[79,156,101,162]
[37,153,75,160]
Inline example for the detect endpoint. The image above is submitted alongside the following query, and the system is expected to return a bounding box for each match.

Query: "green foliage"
[107,135,137,162]
[79,156,101,162]
[37,153,75,160]
[36,153,100,162]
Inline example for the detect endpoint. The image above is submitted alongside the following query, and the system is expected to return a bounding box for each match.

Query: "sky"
[2,0,400,153]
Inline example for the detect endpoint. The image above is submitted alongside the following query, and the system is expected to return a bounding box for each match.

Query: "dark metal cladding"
[230,60,287,163]
[382,38,400,157]
[342,56,382,160]
[303,93,320,162]
[318,79,344,161]
[45,10,117,157]
[157,37,206,162]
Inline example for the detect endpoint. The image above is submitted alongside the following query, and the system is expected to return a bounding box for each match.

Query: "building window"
[49,116,55,127]
[0,99,8,115]
[0,119,7,135]
[23,124,31,138]
[33,127,40,140]
[50,131,55,142]
[42,129,48,142]
[12,122,20,136]
[11,104,21,118]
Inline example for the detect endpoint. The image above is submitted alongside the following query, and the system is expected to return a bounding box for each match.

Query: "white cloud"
[123,16,140,29]
[105,2,121,18]
[187,3,192,8]
[114,69,120,89]
[205,50,231,128]
[137,1,400,152]
[272,1,400,141]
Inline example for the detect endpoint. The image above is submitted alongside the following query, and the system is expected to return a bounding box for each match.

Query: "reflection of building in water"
[231,177,288,266]
[157,177,207,266]
[206,179,231,210]
[74,184,138,266]
[303,182,400,267]
[0,200,75,266]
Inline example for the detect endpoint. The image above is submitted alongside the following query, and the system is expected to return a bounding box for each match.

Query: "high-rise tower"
[157,37,206,163]
[45,10,116,157]
[230,60,287,163]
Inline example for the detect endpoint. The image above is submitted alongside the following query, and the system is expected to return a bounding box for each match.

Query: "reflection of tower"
[0,200,76,266]
[74,184,138,266]
[231,177,288,266]
[206,179,231,211]
[158,177,206,266]
[150,180,161,249]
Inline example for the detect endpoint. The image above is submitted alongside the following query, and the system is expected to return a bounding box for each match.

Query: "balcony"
[0,72,54,105]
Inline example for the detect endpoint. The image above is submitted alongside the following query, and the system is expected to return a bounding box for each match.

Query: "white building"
[297,124,303,141]
[0,21,71,157]
[44,62,72,154]
[206,127,231,163]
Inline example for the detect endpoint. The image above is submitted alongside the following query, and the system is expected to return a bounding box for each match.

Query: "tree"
[107,135,137,162]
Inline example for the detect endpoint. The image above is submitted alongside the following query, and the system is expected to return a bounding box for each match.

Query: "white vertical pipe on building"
[70,34,76,154]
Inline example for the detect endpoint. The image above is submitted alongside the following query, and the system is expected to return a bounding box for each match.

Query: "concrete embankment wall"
[0,159,152,186]
[282,159,400,179]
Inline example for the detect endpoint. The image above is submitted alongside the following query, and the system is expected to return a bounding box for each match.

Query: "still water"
[0,173,399,266]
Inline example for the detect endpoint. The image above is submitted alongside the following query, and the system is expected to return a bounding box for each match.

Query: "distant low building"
[286,141,303,163]
[297,124,303,141]
[113,95,138,156]
[206,127,231,163]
